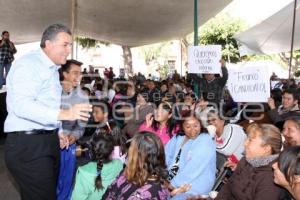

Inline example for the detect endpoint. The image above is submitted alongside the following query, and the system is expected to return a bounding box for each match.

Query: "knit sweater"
[214,124,247,162]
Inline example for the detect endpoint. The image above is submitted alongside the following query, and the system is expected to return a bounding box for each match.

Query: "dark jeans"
[0,62,11,87]
[5,132,60,200]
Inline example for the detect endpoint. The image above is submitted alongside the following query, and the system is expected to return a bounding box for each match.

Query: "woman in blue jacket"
[165,110,216,199]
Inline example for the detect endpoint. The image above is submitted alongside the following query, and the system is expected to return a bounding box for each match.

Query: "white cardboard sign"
[188,45,222,74]
[227,66,270,102]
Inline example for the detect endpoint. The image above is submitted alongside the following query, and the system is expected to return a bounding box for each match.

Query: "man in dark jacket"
[197,59,228,108]
[268,88,299,124]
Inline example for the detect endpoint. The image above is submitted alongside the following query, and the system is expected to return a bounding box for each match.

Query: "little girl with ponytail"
[72,133,123,200]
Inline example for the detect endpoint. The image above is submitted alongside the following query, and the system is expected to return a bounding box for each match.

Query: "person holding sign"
[197,59,228,108]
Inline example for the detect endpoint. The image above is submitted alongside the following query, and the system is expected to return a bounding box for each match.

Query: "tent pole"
[193,0,199,97]
[76,38,79,60]
[288,0,297,79]
[194,0,199,46]
[71,0,77,59]
[180,40,183,77]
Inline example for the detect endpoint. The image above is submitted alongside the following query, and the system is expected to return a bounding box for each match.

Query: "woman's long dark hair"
[96,120,128,155]
[152,101,176,138]
[278,146,300,185]
[91,133,114,190]
[125,132,168,186]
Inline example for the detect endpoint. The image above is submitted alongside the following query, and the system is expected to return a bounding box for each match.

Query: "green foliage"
[138,42,175,79]
[290,50,300,76]
[156,63,169,80]
[294,70,300,77]
[199,14,247,63]
[296,50,300,58]
[76,37,110,49]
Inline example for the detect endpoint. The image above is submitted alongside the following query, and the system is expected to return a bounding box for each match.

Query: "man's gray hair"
[40,24,72,48]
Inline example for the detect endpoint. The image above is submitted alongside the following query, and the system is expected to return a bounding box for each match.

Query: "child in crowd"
[79,100,128,163]
[72,134,123,200]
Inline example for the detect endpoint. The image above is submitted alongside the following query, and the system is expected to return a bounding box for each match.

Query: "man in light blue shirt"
[4,24,92,200]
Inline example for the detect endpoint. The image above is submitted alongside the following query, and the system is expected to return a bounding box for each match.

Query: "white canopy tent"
[234,0,300,54]
[0,0,231,46]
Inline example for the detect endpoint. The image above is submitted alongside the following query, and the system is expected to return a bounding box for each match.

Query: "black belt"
[8,129,58,135]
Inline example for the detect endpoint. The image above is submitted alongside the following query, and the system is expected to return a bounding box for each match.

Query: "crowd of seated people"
[8,62,296,200]
[67,65,300,200]
[4,21,300,200]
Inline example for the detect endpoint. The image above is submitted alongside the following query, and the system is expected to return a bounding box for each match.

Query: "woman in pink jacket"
[139,101,178,145]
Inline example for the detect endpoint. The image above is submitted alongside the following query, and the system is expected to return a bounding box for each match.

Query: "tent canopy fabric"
[0,0,231,47]
[234,0,300,54]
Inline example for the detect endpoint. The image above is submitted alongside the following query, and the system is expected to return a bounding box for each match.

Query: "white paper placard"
[188,45,222,74]
[271,80,280,89]
[227,66,270,102]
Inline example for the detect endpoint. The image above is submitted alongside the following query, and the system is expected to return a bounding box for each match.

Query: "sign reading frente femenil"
[188,45,222,74]
[227,66,270,103]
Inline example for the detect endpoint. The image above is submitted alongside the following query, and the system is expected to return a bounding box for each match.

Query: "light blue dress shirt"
[4,48,62,132]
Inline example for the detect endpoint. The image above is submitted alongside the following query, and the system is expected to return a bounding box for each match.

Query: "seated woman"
[272,146,300,200]
[139,101,178,145]
[72,134,123,200]
[215,123,284,200]
[207,110,247,165]
[165,110,216,199]
[162,84,177,104]
[122,88,156,138]
[103,132,170,199]
[280,113,300,147]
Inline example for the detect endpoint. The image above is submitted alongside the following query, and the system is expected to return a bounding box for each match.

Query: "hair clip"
[163,101,172,109]
[106,121,112,133]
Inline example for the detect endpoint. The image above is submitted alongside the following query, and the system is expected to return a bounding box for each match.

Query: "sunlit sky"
[223,0,293,27]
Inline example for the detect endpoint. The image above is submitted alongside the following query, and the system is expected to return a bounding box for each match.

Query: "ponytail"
[95,158,104,190]
[91,134,114,190]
